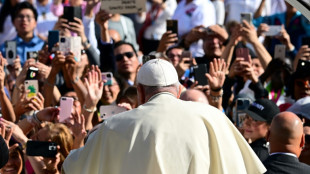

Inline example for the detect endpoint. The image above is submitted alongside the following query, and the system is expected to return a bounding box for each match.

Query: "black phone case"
[193,64,208,86]
[302,37,310,47]
[63,6,82,23]
[26,141,58,158]
[166,20,178,36]
[26,68,38,80]
[48,30,60,52]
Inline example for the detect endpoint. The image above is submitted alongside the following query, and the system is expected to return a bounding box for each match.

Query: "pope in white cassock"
[62,59,266,174]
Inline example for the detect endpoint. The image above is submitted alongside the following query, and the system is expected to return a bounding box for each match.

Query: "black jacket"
[250,138,269,162]
[263,153,310,174]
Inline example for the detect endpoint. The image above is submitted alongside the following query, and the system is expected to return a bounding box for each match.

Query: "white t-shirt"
[172,0,216,37]
[225,0,286,23]
[137,0,177,40]
[172,0,216,57]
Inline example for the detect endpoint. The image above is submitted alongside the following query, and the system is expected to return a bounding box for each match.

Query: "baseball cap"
[287,96,310,120]
[0,135,9,168]
[137,59,178,86]
[243,99,280,124]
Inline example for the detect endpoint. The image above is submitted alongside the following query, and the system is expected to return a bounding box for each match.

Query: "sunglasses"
[295,79,310,88]
[115,52,134,61]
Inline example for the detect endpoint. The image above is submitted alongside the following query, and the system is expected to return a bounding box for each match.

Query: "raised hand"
[157,31,178,52]
[69,17,87,44]
[84,66,103,109]
[206,58,226,91]
[95,10,112,30]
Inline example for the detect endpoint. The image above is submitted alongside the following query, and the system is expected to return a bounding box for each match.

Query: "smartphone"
[240,13,252,25]
[274,44,286,60]
[100,105,127,120]
[236,48,250,61]
[264,25,282,36]
[24,80,39,99]
[48,30,60,52]
[59,36,81,61]
[193,64,208,86]
[166,20,178,37]
[26,141,58,158]
[59,97,74,123]
[296,59,310,76]
[63,6,82,23]
[235,98,251,127]
[5,41,17,65]
[302,36,310,47]
[26,67,39,80]
[101,72,113,86]
[181,51,192,64]
[27,51,38,61]
[142,55,156,64]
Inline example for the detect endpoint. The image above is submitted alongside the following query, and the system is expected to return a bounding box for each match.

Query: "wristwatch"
[82,40,89,48]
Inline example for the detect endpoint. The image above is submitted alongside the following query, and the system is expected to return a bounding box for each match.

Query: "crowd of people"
[0,0,310,173]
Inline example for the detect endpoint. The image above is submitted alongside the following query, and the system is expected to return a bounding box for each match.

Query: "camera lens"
[107,74,111,78]
[8,50,13,59]
[60,38,66,42]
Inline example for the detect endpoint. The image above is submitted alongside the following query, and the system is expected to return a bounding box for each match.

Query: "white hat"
[287,96,310,119]
[137,59,178,86]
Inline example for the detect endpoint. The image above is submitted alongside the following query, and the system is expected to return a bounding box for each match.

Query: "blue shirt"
[0,34,45,66]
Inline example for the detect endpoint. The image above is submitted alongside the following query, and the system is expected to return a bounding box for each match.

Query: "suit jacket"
[263,153,310,174]
[63,93,266,174]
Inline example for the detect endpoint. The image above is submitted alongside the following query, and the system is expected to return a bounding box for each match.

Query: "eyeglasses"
[16,15,34,21]
[295,79,310,88]
[115,52,134,61]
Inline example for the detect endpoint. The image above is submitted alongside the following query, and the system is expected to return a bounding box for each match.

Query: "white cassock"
[63,93,266,174]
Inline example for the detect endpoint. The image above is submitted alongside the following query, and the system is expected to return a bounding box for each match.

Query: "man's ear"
[300,134,305,149]
[177,84,184,99]
[266,130,271,142]
[137,84,145,105]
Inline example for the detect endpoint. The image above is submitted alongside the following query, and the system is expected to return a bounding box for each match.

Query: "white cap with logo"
[136,59,178,86]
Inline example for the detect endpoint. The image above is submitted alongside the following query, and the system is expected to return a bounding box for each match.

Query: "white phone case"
[100,105,126,120]
[6,41,16,65]
[274,44,286,60]
[264,26,282,36]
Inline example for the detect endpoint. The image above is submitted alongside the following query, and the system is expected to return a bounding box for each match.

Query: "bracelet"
[32,110,42,124]
[223,37,230,46]
[71,76,79,84]
[210,90,223,102]
[211,87,222,92]
[83,104,97,113]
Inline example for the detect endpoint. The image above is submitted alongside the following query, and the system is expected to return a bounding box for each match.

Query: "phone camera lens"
[8,50,13,59]
[60,38,66,43]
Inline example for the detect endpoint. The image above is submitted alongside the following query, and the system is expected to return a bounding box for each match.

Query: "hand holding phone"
[240,13,252,25]
[26,141,58,158]
[236,48,250,62]
[166,20,178,38]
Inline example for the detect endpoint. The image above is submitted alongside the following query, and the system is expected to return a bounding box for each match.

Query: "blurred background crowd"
[0,0,310,173]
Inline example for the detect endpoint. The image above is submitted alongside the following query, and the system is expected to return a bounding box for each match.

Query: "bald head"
[269,112,304,156]
[180,89,209,104]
